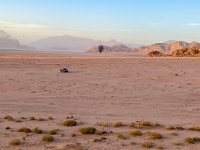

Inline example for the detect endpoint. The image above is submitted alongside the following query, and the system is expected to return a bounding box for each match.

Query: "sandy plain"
[0,54,200,150]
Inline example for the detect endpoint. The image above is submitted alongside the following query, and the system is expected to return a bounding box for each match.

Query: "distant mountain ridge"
[30,35,138,51]
[136,41,200,53]
[0,30,32,50]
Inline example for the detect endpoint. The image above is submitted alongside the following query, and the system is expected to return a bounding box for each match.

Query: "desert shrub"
[117,133,127,140]
[129,130,142,136]
[142,142,155,148]
[4,115,14,121]
[157,146,164,149]
[172,141,182,146]
[95,130,105,135]
[188,127,200,131]
[48,116,54,120]
[9,139,21,145]
[15,119,22,123]
[29,117,36,121]
[165,125,175,130]
[5,127,11,130]
[37,118,46,121]
[130,141,137,145]
[130,121,159,129]
[184,137,200,144]
[169,131,178,136]
[63,119,77,127]
[113,122,126,127]
[148,132,163,140]
[33,127,43,134]
[49,129,60,135]
[22,137,26,141]
[18,127,32,133]
[79,127,96,134]
[42,135,54,142]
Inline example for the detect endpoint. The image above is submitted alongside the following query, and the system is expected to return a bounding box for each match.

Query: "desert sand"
[0,54,200,150]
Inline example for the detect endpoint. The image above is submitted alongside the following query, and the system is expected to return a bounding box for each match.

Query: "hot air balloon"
[98,45,104,54]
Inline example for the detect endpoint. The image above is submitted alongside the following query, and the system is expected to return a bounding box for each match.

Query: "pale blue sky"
[0,0,200,44]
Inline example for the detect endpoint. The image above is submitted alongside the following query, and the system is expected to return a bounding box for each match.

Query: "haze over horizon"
[1,0,200,45]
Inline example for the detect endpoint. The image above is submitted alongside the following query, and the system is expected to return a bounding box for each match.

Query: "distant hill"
[136,41,200,54]
[87,45,133,53]
[0,30,32,50]
[30,35,138,51]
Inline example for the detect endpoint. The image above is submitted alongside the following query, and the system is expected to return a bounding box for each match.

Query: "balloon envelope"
[98,45,104,53]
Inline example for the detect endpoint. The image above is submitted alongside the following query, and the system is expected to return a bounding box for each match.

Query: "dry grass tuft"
[113,122,126,127]
[188,127,200,132]
[172,141,182,146]
[4,115,14,121]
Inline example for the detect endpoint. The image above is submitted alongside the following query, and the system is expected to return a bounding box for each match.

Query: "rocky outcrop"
[138,41,200,54]
[147,46,200,57]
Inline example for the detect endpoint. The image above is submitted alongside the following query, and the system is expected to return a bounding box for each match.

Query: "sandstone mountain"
[30,35,138,51]
[0,30,32,50]
[87,45,133,53]
[148,46,200,57]
[136,41,200,53]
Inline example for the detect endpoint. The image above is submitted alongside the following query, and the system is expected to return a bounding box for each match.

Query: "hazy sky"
[1,0,200,44]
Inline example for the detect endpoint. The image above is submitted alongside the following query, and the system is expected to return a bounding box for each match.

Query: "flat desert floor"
[0,55,200,150]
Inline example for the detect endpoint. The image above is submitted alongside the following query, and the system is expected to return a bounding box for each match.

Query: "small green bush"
[172,141,182,146]
[42,135,54,142]
[48,116,54,120]
[9,139,21,145]
[63,120,77,127]
[184,137,200,144]
[49,129,60,135]
[113,122,126,127]
[169,131,178,136]
[148,132,163,140]
[129,130,142,136]
[79,127,96,134]
[117,133,127,140]
[142,142,155,148]
[18,127,32,133]
[34,127,43,134]
[165,125,175,130]
[95,130,104,135]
